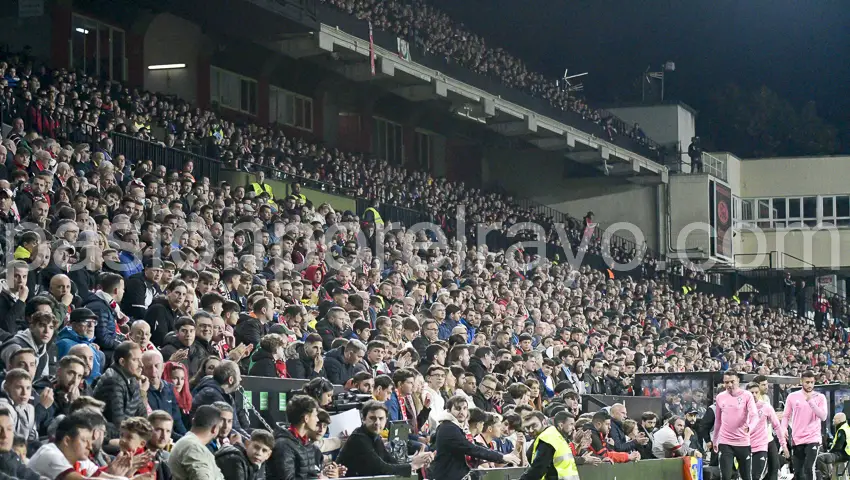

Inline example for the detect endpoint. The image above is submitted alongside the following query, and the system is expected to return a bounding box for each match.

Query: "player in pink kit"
[746,382,785,480]
[713,371,759,480]
[780,371,827,480]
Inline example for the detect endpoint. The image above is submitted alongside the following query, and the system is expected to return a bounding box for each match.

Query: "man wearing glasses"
[473,374,500,413]
[56,307,105,384]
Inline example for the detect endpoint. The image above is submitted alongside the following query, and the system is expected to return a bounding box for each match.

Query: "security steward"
[816,412,850,480]
[363,199,383,226]
[249,170,274,201]
[520,411,581,480]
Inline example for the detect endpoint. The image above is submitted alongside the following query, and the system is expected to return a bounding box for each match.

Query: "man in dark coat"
[314,307,347,352]
[267,395,323,480]
[93,341,147,428]
[82,272,126,355]
[234,298,274,349]
[285,334,326,380]
[214,429,275,480]
[190,360,248,437]
[466,347,492,384]
[145,281,188,347]
[323,340,365,386]
[582,359,608,395]
[121,260,162,320]
[337,401,433,477]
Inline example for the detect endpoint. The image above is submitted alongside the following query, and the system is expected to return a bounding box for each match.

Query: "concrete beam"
[481,98,496,118]
[489,114,538,136]
[272,35,325,58]
[393,85,439,102]
[433,78,448,97]
[566,151,602,164]
[338,57,394,82]
[529,137,570,151]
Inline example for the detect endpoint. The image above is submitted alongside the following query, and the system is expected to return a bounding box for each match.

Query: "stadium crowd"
[0,41,847,480]
[319,0,655,149]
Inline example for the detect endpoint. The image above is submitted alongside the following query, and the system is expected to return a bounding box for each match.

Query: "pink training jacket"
[713,388,759,447]
[751,399,784,452]
[781,390,828,445]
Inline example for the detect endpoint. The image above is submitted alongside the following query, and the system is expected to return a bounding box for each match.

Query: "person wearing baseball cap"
[55,308,105,384]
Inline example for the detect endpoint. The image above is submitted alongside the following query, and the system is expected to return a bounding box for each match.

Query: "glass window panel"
[773,221,786,229]
[773,198,786,219]
[803,197,817,219]
[823,197,835,217]
[822,219,836,227]
[295,98,304,128]
[742,200,754,221]
[788,198,801,218]
[304,99,312,131]
[758,199,770,219]
[838,219,850,227]
[837,196,850,217]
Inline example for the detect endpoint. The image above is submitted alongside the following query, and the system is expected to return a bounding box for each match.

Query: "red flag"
[368,20,376,76]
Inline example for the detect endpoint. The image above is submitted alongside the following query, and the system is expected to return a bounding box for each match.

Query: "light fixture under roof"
[148,64,186,70]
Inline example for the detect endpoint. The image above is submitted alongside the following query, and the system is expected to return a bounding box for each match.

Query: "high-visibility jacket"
[832,423,850,457]
[531,426,580,480]
[363,207,384,226]
[250,182,274,201]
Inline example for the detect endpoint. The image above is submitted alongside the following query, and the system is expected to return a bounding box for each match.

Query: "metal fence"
[109,132,224,183]
[702,151,727,181]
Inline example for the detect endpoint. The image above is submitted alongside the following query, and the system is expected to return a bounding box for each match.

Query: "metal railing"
[109,132,224,183]
[702,151,727,181]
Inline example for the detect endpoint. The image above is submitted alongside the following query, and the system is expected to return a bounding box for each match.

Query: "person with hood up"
[248,334,289,378]
[324,339,366,386]
[429,395,520,480]
[55,307,105,385]
[0,311,55,381]
[302,264,325,291]
[285,333,326,380]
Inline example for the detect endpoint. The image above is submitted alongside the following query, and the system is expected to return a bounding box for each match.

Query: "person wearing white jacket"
[422,365,448,433]
[0,369,38,443]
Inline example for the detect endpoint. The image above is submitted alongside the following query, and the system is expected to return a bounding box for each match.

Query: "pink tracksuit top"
[713,389,759,447]
[781,390,828,445]
[751,399,784,452]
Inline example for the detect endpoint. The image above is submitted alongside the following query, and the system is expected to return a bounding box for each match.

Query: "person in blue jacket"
[55,308,105,385]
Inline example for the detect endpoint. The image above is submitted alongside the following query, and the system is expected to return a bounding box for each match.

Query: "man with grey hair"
[142,349,188,439]
[325,339,366,385]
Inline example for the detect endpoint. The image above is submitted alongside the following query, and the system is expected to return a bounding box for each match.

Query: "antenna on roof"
[562,69,588,93]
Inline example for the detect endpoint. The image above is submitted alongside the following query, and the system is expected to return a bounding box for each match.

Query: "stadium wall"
[482,148,660,251]
[144,13,204,105]
[739,155,850,197]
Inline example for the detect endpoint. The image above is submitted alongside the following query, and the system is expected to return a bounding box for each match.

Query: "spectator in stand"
[247,333,289,378]
[93,341,147,428]
[286,333,326,380]
[190,360,247,438]
[323,338,366,386]
[0,311,55,381]
[82,272,127,355]
[214,429,274,480]
[142,350,188,439]
[169,405,225,480]
[267,395,324,479]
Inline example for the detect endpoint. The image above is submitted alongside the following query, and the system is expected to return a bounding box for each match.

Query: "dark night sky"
[429,0,850,129]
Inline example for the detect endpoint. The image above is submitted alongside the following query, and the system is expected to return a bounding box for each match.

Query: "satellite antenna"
[562,69,588,93]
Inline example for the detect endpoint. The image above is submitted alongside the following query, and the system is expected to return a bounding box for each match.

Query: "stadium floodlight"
[148,64,187,70]
[75,28,89,34]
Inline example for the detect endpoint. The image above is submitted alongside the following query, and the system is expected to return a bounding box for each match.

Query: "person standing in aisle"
[713,371,759,480]
[781,371,828,480]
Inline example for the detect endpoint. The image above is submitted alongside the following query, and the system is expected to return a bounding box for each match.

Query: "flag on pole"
[368,20,376,76]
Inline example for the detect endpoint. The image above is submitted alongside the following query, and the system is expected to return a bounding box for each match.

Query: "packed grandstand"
[0,1,845,480]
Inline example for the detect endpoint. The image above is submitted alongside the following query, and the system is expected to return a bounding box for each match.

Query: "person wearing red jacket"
[583,411,640,463]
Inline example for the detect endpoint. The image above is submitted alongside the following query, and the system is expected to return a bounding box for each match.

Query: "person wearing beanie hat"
[55,308,105,385]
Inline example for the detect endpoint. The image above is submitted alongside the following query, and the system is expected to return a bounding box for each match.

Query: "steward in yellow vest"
[522,425,581,480]
[249,171,274,201]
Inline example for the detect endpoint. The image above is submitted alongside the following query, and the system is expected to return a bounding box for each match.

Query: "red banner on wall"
[715,182,732,258]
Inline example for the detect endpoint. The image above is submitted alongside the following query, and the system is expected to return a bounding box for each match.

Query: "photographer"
[337,401,434,477]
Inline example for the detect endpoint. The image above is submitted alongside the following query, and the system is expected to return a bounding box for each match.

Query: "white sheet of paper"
[327,408,361,438]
